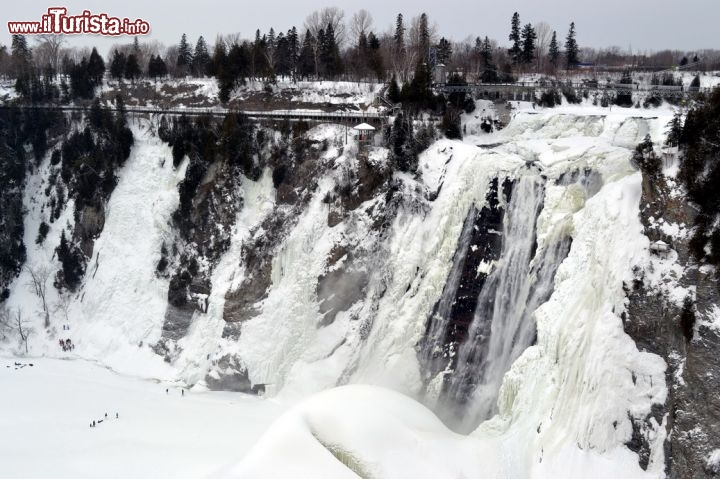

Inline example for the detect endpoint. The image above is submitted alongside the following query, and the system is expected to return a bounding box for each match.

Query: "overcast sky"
[3,0,717,55]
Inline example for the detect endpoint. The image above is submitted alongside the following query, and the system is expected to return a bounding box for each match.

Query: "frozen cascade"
[444,173,571,431]
[420,205,480,376]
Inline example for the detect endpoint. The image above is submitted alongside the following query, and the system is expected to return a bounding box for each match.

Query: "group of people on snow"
[90,412,118,428]
[59,338,74,351]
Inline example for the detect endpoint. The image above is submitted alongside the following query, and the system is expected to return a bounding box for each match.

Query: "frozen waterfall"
[442,173,572,431]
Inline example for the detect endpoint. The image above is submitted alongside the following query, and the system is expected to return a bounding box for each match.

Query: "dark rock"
[625,168,720,478]
[205,354,253,392]
[316,252,368,327]
[418,177,511,382]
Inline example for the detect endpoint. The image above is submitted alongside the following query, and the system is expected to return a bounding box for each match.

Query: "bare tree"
[305,7,346,47]
[26,264,51,328]
[54,293,72,326]
[14,309,32,354]
[35,34,65,73]
[350,9,373,46]
[534,22,552,72]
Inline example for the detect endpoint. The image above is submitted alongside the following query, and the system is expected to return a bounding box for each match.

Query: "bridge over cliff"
[0,104,387,125]
[436,81,711,101]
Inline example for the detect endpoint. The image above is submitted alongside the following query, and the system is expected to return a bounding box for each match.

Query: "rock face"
[205,354,253,392]
[222,137,331,336]
[625,168,720,478]
[418,177,511,386]
[155,160,244,359]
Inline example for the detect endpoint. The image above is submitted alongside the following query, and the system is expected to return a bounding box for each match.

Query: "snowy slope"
[3,120,186,378]
[0,357,282,479]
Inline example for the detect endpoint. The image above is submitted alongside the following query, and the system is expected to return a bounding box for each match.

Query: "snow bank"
[0,357,282,479]
[222,385,498,479]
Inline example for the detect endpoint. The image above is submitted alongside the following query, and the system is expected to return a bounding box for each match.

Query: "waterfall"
[443,173,571,431]
[421,208,478,377]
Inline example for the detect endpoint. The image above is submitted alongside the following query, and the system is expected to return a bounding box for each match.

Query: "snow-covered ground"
[96,78,382,109]
[239,79,382,105]
[0,357,282,479]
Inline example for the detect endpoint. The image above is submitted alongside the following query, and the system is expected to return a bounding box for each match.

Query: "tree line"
[1,8,717,105]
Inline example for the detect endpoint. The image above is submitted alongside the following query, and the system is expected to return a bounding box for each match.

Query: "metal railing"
[0,103,388,122]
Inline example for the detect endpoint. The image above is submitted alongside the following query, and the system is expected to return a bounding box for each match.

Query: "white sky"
[3,0,717,55]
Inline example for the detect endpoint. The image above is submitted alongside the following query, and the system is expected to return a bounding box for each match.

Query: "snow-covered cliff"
[3,99,716,478]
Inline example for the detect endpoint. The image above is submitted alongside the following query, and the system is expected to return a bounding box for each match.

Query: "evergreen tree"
[158,55,168,78]
[11,35,31,62]
[367,32,384,80]
[320,23,342,78]
[148,55,168,81]
[690,75,701,89]
[109,50,126,82]
[520,23,537,65]
[388,73,401,103]
[192,36,211,76]
[508,12,522,65]
[565,22,579,69]
[436,37,452,66]
[548,31,560,68]
[631,134,661,176]
[680,56,689,66]
[394,13,405,53]
[287,27,299,81]
[69,58,95,99]
[55,229,86,292]
[298,30,315,79]
[665,111,683,147]
[87,47,105,86]
[177,33,193,73]
[442,107,462,139]
[11,35,32,77]
[479,36,497,83]
[418,13,430,65]
[275,32,290,78]
[208,40,227,77]
[124,54,141,83]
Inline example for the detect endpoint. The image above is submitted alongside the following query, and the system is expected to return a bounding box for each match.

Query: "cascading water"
[440,173,572,431]
[421,207,478,375]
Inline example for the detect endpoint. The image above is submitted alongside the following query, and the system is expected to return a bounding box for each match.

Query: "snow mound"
[224,384,659,479]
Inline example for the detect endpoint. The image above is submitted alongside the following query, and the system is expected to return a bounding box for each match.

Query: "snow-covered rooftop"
[353,122,376,131]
